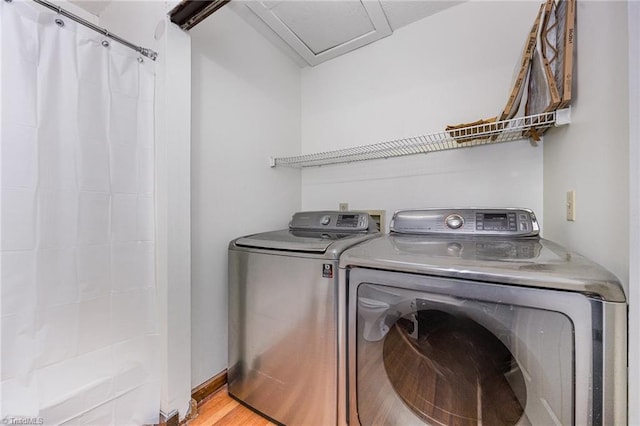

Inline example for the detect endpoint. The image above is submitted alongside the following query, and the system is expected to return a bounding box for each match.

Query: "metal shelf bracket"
[554,106,572,126]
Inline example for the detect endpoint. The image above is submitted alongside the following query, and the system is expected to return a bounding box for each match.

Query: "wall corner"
[155,17,193,421]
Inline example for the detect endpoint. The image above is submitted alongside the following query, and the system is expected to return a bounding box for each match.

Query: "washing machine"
[340,208,627,426]
[228,211,379,425]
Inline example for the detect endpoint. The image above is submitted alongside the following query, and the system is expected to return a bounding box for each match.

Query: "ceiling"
[69,0,112,16]
[69,0,464,66]
[233,0,464,66]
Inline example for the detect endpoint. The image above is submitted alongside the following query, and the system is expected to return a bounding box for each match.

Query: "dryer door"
[347,268,598,426]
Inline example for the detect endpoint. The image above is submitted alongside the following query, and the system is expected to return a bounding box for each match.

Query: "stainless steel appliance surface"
[340,208,626,426]
[228,211,378,426]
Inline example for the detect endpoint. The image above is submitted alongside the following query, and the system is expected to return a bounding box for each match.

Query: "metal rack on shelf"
[270,108,571,168]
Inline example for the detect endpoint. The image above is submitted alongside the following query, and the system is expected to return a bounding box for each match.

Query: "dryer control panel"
[390,208,539,237]
[289,211,373,232]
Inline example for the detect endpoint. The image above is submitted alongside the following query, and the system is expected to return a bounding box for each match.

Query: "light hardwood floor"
[187,386,276,426]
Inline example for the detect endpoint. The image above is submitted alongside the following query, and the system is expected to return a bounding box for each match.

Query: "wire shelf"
[270,108,570,168]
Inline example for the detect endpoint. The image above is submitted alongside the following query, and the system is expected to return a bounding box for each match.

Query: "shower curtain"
[1,1,159,424]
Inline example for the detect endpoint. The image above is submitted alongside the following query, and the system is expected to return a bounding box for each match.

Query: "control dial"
[321,215,331,226]
[445,214,464,229]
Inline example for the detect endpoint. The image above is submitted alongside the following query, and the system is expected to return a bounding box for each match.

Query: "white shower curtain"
[1,1,159,424]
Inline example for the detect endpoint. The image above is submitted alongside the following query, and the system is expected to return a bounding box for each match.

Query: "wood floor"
[187,385,276,426]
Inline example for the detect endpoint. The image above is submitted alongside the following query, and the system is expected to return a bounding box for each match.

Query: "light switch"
[566,190,576,221]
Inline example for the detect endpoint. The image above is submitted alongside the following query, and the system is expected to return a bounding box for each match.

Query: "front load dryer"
[228,211,378,425]
[339,208,626,426]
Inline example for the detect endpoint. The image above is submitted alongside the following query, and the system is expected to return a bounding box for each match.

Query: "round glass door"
[355,283,574,426]
[383,310,526,425]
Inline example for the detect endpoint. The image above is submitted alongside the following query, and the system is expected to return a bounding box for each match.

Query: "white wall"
[98,1,168,55]
[300,1,544,226]
[51,0,100,24]
[542,2,631,422]
[543,1,629,289]
[99,2,194,419]
[190,7,302,388]
[154,23,192,421]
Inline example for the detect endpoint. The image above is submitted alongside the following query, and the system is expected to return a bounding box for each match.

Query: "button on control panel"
[445,214,464,229]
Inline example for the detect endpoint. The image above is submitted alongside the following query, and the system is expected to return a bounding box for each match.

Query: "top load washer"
[340,208,626,426]
[228,211,378,425]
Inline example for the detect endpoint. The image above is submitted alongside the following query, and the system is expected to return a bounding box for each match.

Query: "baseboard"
[159,410,179,426]
[191,369,228,405]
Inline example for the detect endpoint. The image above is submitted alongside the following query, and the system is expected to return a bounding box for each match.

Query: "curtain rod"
[24,0,158,61]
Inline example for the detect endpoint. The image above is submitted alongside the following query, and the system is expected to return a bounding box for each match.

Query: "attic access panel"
[245,0,392,66]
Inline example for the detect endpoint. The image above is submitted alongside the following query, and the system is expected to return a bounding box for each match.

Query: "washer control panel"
[290,211,371,232]
[391,208,539,237]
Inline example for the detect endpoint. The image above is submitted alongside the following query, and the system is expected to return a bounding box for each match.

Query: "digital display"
[483,213,508,226]
[477,212,517,231]
[337,214,359,228]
